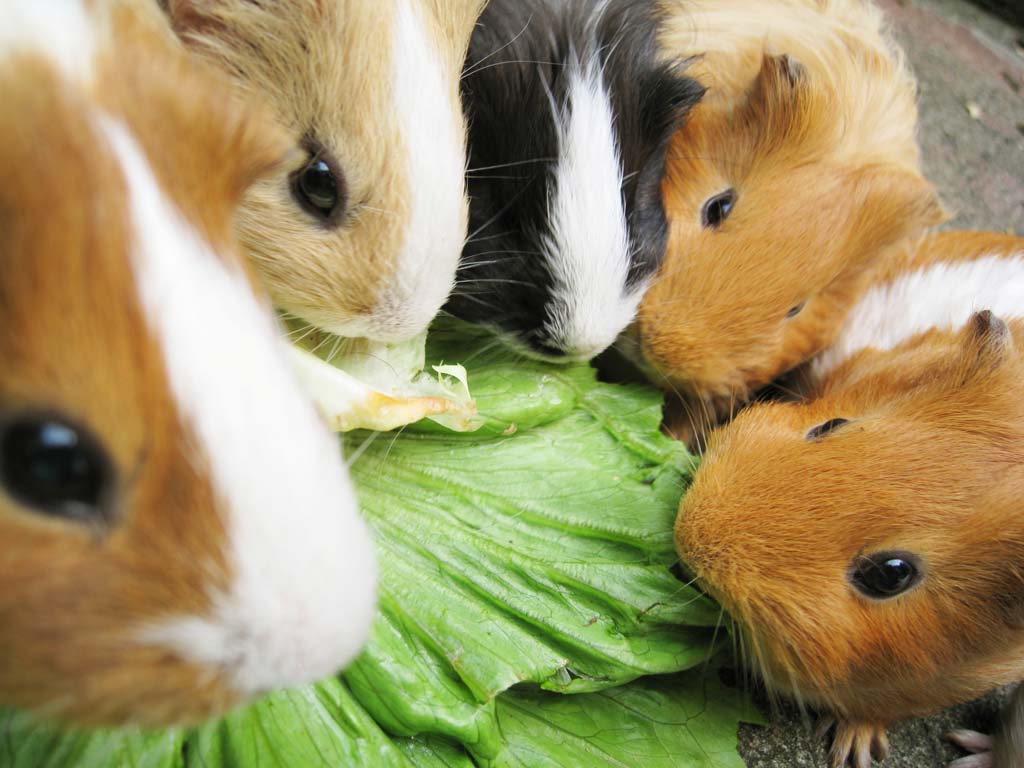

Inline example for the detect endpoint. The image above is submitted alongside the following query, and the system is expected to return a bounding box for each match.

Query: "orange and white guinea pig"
[634,0,945,437]
[675,230,1024,768]
[0,0,375,727]
[162,0,486,342]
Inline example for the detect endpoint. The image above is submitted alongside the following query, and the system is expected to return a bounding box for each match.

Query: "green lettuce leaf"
[342,321,718,755]
[288,323,480,433]
[0,671,758,768]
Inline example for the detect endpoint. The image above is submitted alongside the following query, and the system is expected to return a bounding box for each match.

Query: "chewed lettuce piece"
[287,325,480,433]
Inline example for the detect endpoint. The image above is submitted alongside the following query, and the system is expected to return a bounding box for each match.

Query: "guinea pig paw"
[947,730,994,768]
[826,719,890,768]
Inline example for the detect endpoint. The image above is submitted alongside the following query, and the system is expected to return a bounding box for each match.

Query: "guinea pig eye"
[290,142,346,226]
[805,418,850,441]
[786,302,806,319]
[850,551,921,599]
[701,189,736,229]
[0,414,113,524]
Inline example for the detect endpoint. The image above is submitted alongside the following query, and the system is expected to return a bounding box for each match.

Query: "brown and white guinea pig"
[447,0,705,361]
[675,230,1024,768]
[0,0,376,728]
[634,0,945,434]
[161,0,485,342]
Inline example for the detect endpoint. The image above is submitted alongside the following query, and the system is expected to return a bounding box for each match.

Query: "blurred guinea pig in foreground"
[0,0,376,727]
[676,230,1024,768]
[448,0,705,361]
[635,0,945,436]
[162,0,486,342]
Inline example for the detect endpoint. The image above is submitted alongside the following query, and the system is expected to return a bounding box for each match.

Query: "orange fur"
[0,1,290,726]
[637,0,944,436]
[676,232,1024,763]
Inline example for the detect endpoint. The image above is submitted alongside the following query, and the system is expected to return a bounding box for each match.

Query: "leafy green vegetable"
[342,321,718,754]
[0,320,756,768]
[483,673,763,768]
[288,324,479,432]
[0,672,759,768]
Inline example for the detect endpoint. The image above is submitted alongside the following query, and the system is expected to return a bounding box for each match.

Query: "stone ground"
[737,1,1024,766]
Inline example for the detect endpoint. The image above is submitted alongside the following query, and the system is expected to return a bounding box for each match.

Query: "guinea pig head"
[676,312,1024,722]
[0,0,376,727]
[449,0,704,361]
[166,0,486,342]
[638,54,943,418]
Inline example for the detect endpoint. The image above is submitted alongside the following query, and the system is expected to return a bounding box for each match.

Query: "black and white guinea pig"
[447,0,705,361]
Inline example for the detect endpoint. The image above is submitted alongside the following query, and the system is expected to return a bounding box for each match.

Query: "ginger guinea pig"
[635,0,945,433]
[676,231,1024,768]
[0,0,375,727]
[163,0,485,341]
[448,0,704,361]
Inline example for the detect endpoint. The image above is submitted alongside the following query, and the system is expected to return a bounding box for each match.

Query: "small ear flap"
[163,0,224,34]
[959,310,1015,381]
[740,53,810,146]
[844,165,947,267]
[163,0,288,34]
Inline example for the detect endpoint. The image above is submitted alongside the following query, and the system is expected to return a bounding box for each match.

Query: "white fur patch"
[370,0,467,341]
[815,253,1024,378]
[101,119,377,696]
[0,0,97,79]
[542,58,641,361]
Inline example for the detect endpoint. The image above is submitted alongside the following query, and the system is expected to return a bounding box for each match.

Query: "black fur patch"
[447,0,704,356]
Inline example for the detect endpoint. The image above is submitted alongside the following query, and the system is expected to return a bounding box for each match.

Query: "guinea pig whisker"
[464,229,517,245]
[324,333,346,366]
[345,430,382,468]
[455,278,538,289]
[448,292,506,313]
[309,332,338,357]
[461,16,536,81]
[465,192,529,244]
[464,58,564,80]
[459,336,509,366]
[459,248,541,262]
[466,157,557,174]
[378,425,408,476]
[360,205,401,220]
[704,607,728,670]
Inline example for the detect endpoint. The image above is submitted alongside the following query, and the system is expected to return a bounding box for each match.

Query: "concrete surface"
[738,1,1023,765]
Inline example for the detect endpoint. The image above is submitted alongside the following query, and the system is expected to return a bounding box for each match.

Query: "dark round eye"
[787,302,806,319]
[290,143,345,225]
[805,418,850,441]
[850,552,921,599]
[0,414,113,523]
[701,189,736,229]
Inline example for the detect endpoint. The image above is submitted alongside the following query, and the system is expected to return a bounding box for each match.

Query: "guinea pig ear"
[163,0,287,33]
[959,310,1015,381]
[741,53,809,140]
[842,165,947,267]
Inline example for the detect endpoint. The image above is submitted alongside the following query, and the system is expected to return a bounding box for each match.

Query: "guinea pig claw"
[827,720,890,768]
[947,730,995,768]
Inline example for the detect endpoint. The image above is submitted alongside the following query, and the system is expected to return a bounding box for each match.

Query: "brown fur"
[676,232,1024,765]
[165,0,486,339]
[0,1,290,726]
[637,0,944,436]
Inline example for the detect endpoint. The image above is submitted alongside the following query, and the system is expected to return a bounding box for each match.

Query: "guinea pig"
[162,0,486,342]
[0,0,376,727]
[447,0,705,361]
[634,0,945,436]
[675,230,1024,768]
